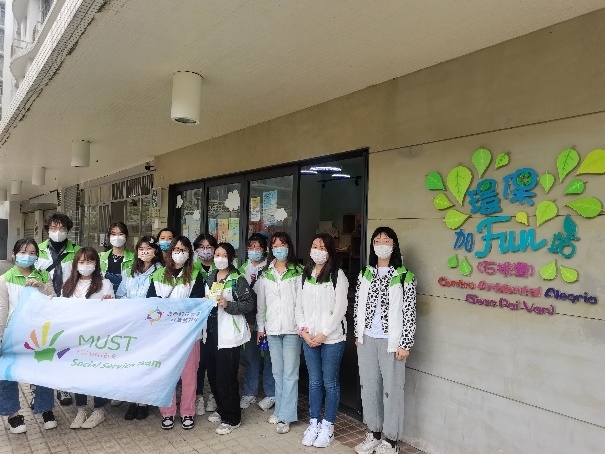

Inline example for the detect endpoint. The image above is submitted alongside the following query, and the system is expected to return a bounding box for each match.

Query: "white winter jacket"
[295,269,349,344]
[256,261,303,335]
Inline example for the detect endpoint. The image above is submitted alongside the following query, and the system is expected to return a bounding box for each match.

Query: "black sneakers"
[8,415,26,434]
[124,403,138,420]
[42,411,58,430]
[161,416,174,430]
[182,416,195,430]
[135,405,149,420]
[56,390,72,406]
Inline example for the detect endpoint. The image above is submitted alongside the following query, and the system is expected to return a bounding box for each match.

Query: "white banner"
[0,288,214,407]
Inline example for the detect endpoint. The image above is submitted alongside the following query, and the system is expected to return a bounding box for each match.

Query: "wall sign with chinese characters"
[426,148,603,314]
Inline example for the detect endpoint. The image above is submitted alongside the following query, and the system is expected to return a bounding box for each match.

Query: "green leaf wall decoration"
[576,149,605,175]
[539,172,555,194]
[459,257,472,276]
[539,260,557,280]
[565,197,603,218]
[494,152,510,169]
[556,148,580,181]
[448,254,459,268]
[444,209,470,230]
[471,148,492,178]
[535,201,558,227]
[515,211,529,226]
[446,166,473,205]
[433,193,454,210]
[426,171,446,190]
[564,179,585,195]
[559,265,579,283]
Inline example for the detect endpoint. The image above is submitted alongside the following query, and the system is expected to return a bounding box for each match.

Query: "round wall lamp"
[171,71,203,125]
[32,167,46,186]
[71,140,91,167]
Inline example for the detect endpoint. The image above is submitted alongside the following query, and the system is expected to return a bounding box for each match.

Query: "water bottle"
[259,335,269,351]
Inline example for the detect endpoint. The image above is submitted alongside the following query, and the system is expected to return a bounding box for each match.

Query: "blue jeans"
[267,334,301,423]
[302,341,345,423]
[242,334,275,397]
[75,394,108,409]
[0,381,54,416]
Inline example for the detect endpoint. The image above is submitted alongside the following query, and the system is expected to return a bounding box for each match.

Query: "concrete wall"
[154,10,605,454]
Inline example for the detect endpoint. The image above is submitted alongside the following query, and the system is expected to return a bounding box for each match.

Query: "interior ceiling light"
[71,140,91,167]
[171,71,203,125]
[300,169,318,175]
[310,166,342,173]
[331,173,351,179]
[11,180,22,195]
[32,167,46,186]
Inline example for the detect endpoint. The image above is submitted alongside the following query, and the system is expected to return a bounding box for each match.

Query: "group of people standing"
[0,212,416,454]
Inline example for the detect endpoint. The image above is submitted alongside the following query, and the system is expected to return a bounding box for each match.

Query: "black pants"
[75,394,108,408]
[197,343,207,394]
[204,309,241,426]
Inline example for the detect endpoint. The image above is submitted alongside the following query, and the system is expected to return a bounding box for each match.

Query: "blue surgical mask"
[272,247,289,261]
[159,240,171,251]
[15,254,37,268]
[248,250,264,262]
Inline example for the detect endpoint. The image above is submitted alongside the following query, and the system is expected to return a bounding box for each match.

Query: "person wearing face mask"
[155,228,175,265]
[238,233,276,412]
[115,236,162,421]
[0,238,58,434]
[147,236,206,431]
[295,234,348,448]
[61,247,114,430]
[255,232,303,435]
[353,227,416,454]
[204,243,254,435]
[100,222,134,296]
[35,213,81,407]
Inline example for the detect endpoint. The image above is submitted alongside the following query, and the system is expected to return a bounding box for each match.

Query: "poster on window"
[217,219,229,242]
[250,197,261,222]
[228,218,240,248]
[263,190,277,227]
[208,218,217,237]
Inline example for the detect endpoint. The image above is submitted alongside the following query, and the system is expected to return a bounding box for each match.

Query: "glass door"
[245,167,298,253]
[206,177,245,261]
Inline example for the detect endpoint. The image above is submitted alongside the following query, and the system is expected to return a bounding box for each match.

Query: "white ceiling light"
[0,189,6,202]
[71,140,91,167]
[310,166,342,173]
[32,167,46,186]
[11,180,22,195]
[331,173,351,179]
[300,169,318,175]
[171,71,203,125]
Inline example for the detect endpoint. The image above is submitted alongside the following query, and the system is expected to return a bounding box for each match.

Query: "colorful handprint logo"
[146,308,163,324]
[23,321,70,362]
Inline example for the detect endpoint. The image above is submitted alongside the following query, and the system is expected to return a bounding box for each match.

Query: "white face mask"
[110,235,127,247]
[172,251,189,265]
[374,245,394,260]
[310,249,328,265]
[49,231,68,243]
[78,264,95,276]
[214,257,229,270]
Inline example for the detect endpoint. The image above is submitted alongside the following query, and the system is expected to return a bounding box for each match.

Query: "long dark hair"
[302,233,338,284]
[163,236,194,285]
[265,232,297,272]
[215,242,237,273]
[130,236,161,277]
[62,247,103,298]
[368,226,403,268]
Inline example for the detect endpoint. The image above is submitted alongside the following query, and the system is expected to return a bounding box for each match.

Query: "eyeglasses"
[173,247,189,254]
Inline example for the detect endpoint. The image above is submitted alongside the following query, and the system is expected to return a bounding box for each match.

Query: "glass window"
[141,197,152,239]
[207,183,241,255]
[86,205,98,247]
[247,175,294,240]
[126,198,141,248]
[180,189,203,244]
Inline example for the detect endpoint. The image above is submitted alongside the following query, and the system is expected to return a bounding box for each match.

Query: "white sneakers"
[81,409,105,429]
[207,411,221,423]
[205,394,217,412]
[302,419,334,448]
[216,422,240,435]
[70,408,88,429]
[354,433,382,454]
[276,421,290,434]
[195,396,205,415]
[257,396,275,410]
[267,413,279,424]
[71,408,105,429]
[374,440,400,453]
[110,400,123,407]
[240,395,257,409]
[302,419,320,446]
[313,420,334,448]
